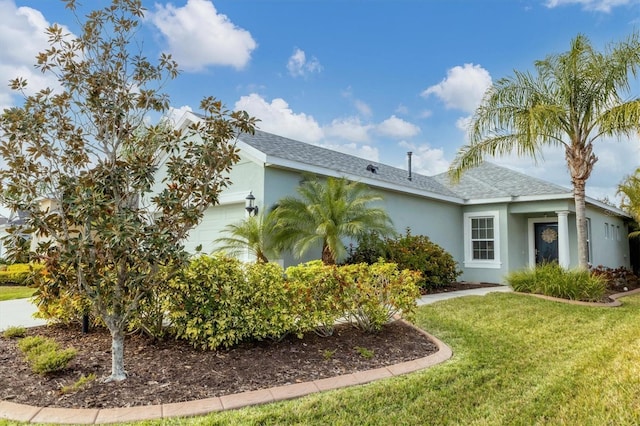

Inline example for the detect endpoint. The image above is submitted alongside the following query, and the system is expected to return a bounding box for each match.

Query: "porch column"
[556,210,570,268]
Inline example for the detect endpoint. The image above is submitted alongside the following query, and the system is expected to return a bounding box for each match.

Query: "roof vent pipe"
[407,151,413,181]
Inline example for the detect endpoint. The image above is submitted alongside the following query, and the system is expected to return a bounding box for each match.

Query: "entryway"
[534,222,559,264]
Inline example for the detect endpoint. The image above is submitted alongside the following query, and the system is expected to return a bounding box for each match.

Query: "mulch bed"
[0,319,438,409]
[0,282,500,409]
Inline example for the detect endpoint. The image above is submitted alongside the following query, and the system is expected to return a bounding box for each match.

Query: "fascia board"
[236,140,267,164]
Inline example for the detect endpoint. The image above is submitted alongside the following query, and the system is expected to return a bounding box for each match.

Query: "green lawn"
[0,286,35,301]
[7,293,640,425]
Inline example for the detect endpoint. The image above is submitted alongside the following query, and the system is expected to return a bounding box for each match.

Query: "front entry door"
[535,223,559,264]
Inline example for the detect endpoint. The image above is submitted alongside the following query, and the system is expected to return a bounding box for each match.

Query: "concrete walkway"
[0,286,509,424]
[417,285,512,306]
[0,297,46,331]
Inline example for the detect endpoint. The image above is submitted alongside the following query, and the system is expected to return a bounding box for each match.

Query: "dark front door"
[535,223,559,264]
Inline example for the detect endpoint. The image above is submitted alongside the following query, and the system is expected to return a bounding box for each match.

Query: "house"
[164,111,632,284]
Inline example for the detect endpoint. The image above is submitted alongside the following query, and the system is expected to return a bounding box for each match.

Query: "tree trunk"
[322,243,335,265]
[573,180,590,270]
[104,318,127,382]
[566,143,596,270]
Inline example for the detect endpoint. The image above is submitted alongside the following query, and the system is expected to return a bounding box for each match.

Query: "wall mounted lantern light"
[245,192,258,216]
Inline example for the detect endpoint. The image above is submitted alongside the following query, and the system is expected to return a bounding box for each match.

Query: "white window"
[604,223,610,239]
[464,211,501,269]
[616,225,621,241]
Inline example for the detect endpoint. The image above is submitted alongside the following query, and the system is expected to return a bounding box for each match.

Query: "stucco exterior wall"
[586,207,630,269]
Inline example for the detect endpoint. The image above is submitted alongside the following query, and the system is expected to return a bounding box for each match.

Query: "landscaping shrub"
[344,232,388,265]
[244,261,300,341]
[341,261,421,332]
[31,269,93,326]
[17,335,77,375]
[507,263,606,302]
[2,326,26,338]
[166,255,421,348]
[166,254,251,350]
[0,263,44,286]
[344,229,461,292]
[590,265,640,292]
[285,260,349,337]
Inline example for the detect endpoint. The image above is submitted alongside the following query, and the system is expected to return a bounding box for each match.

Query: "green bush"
[344,232,388,265]
[29,347,77,375]
[341,261,421,332]
[0,263,44,286]
[166,254,250,350]
[17,335,77,375]
[385,230,460,291]
[285,261,349,337]
[244,261,300,341]
[507,263,606,302]
[166,255,421,349]
[345,229,460,292]
[3,326,26,338]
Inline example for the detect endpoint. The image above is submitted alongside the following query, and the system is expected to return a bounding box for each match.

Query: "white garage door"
[183,203,245,255]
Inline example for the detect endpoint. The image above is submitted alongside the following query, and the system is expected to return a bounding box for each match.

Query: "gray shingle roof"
[239,130,460,198]
[433,162,571,199]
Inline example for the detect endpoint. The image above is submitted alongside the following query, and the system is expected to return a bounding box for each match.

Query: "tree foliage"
[617,168,640,238]
[271,176,395,265]
[0,0,255,381]
[449,33,640,269]
[214,212,278,263]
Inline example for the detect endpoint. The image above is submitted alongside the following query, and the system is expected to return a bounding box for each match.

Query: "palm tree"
[214,212,277,263]
[271,176,395,265]
[449,33,640,269]
[617,168,640,238]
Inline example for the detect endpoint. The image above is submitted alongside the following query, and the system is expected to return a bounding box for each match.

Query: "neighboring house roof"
[238,129,461,200]
[433,162,572,200]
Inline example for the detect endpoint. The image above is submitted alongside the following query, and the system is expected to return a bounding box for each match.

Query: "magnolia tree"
[0,0,255,381]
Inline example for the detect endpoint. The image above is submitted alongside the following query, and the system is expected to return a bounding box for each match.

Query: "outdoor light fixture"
[245,192,258,216]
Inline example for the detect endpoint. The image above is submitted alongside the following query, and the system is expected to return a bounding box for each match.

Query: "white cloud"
[235,93,324,143]
[165,105,193,125]
[287,48,322,77]
[545,0,633,12]
[324,117,373,143]
[422,63,492,114]
[376,115,421,138]
[0,1,63,109]
[399,141,449,175]
[354,100,372,117]
[151,0,256,72]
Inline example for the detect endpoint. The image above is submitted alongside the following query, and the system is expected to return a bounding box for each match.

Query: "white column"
[556,210,570,268]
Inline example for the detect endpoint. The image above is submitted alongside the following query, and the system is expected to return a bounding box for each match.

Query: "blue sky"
[3,0,640,203]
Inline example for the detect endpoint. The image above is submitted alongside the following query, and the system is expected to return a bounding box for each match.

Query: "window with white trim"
[604,222,610,239]
[464,211,501,268]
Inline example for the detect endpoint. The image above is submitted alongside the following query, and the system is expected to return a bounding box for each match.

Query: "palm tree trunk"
[322,243,335,265]
[567,144,596,270]
[573,179,590,270]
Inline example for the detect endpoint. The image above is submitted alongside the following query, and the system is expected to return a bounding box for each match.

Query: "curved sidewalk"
[0,287,508,424]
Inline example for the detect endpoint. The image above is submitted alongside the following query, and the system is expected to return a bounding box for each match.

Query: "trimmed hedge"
[166,255,420,350]
[0,263,44,286]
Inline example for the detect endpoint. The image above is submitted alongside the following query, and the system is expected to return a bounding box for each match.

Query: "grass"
[0,285,35,301]
[507,262,606,301]
[5,292,640,425]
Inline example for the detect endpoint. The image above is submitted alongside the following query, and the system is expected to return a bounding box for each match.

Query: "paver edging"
[0,320,453,424]
[513,287,640,307]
